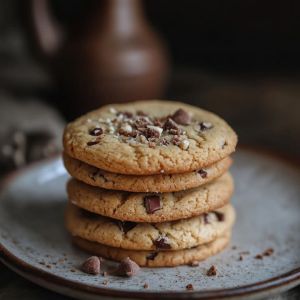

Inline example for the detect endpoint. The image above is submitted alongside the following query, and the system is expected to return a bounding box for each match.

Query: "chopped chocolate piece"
[115,257,140,277]
[144,126,162,139]
[146,252,158,260]
[134,117,151,129]
[206,265,217,276]
[154,237,171,250]
[255,254,263,260]
[116,221,137,234]
[118,124,133,135]
[214,211,225,222]
[171,109,192,125]
[172,135,181,146]
[89,127,103,136]
[153,119,163,127]
[186,284,194,291]
[81,256,101,275]
[144,195,161,214]
[189,261,200,267]
[199,122,213,131]
[143,282,149,289]
[169,128,182,135]
[198,169,208,178]
[263,248,274,256]
[163,118,179,131]
[87,140,99,146]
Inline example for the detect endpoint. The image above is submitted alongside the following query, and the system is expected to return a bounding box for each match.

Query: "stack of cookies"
[63,100,238,267]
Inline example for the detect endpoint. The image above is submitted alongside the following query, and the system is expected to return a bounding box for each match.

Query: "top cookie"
[63,100,237,175]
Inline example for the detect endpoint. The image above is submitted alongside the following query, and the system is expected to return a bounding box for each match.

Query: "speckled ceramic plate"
[0,149,300,300]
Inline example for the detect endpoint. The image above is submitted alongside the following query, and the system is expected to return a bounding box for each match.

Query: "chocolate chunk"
[134,117,151,129]
[154,237,171,250]
[146,252,158,260]
[163,118,179,131]
[214,211,225,222]
[116,221,137,234]
[87,140,99,146]
[115,257,140,277]
[89,127,103,136]
[144,126,162,139]
[186,283,194,290]
[206,265,217,276]
[81,256,101,275]
[144,195,161,214]
[199,122,213,131]
[171,109,192,125]
[198,169,208,178]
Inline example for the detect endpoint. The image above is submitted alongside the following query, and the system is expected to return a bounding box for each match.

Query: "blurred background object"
[0,1,299,297]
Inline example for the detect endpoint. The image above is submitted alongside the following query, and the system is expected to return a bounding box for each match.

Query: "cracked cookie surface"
[72,232,231,267]
[64,153,232,192]
[65,203,235,251]
[67,172,234,222]
[63,100,237,175]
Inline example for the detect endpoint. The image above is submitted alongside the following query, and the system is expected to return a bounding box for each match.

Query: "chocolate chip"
[163,118,179,131]
[198,169,207,178]
[199,122,213,131]
[146,252,158,260]
[144,195,161,214]
[81,256,101,275]
[154,237,171,250]
[87,140,99,146]
[115,257,140,277]
[214,211,225,222]
[89,127,103,136]
[171,109,192,125]
[116,221,137,234]
[206,265,217,276]
[186,283,194,290]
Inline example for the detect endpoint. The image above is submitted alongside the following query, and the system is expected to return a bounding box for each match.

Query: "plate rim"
[1,148,300,299]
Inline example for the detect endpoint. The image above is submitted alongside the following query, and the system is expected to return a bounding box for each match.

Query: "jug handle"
[27,0,64,57]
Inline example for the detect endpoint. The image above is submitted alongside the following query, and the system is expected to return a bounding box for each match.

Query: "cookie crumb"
[186,283,194,290]
[263,248,274,256]
[143,283,149,289]
[206,265,217,276]
[81,256,101,275]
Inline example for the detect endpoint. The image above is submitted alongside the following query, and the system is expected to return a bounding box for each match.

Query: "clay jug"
[27,0,169,116]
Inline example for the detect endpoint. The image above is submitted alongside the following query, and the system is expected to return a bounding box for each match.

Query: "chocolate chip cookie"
[65,203,235,251]
[64,153,232,192]
[63,100,237,175]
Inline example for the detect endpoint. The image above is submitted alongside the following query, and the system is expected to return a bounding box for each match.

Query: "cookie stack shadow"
[63,101,237,267]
